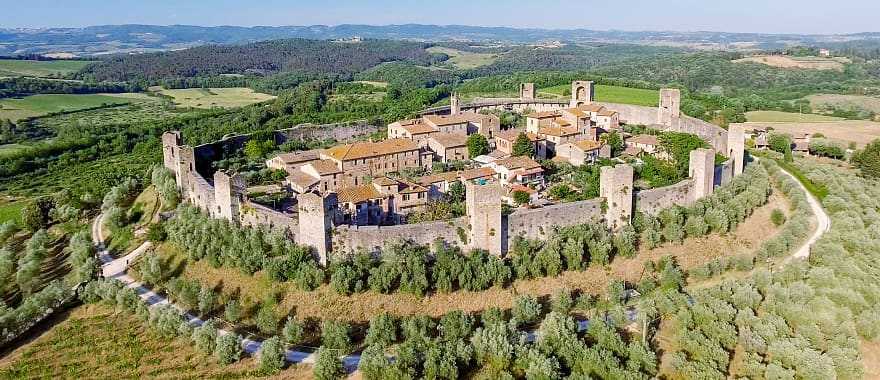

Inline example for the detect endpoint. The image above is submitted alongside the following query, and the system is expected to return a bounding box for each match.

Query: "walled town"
[162,81,745,264]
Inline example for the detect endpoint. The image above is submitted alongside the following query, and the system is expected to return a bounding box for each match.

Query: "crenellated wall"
[634,180,695,215]
[332,217,467,256]
[239,202,299,234]
[506,199,604,243]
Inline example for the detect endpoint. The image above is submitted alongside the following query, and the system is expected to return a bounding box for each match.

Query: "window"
[403,194,410,201]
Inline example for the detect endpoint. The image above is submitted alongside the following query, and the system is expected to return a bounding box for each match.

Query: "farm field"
[0,304,313,379]
[807,93,880,114]
[0,198,25,225]
[0,93,145,121]
[427,46,498,69]
[29,99,195,135]
[157,87,276,109]
[742,120,880,148]
[745,110,845,123]
[0,59,96,78]
[732,55,851,70]
[540,84,660,107]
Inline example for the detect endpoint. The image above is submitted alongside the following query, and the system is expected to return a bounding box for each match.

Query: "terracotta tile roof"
[573,140,602,151]
[622,146,643,156]
[460,167,496,181]
[307,159,342,175]
[287,171,320,190]
[552,119,573,127]
[527,111,561,119]
[401,122,437,135]
[495,156,543,171]
[495,129,542,142]
[399,181,428,194]
[429,133,468,148]
[488,149,510,159]
[627,134,660,146]
[372,176,399,186]
[337,184,384,204]
[323,138,419,161]
[508,184,536,194]
[417,171,461,186]
[539,126,580,137]
[424,114,472,126]
[272,150,320,164]
[577,104,606,113]
[597,110,618,117]
[562,107,589,118]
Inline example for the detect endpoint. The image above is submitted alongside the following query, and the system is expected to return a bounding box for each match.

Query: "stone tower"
[520,83,535,100]
[465,181,503,256]
[213,171,246,223]
[176,145,196,194]
[689,148,716,200]
[658,89,681,126]
[570,81,594,107]
[450,93,461,115]
[161,131,181,172]
[297,192,336,265]
[599,164,634,231]
[727,124,746,176]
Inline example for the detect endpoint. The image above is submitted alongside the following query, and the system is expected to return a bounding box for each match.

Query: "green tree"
[21,197,54,232]
[512,190,531,206]
[852,139,880,178]
[467,133,489,158]
[600,131,625,155]
[313,348,345,380]
[214,333,243,365]
[512,132,535,157]
[282,316,305,344]
[259,336,285,374]
[321,320,352,352]
[365,313,397,348]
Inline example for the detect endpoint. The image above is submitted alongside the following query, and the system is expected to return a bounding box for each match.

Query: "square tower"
[599,164,634,231]
[465,181,503,256]
[689,148,716,200]
[297,192,337,265]
[520,83,535,100]
[162,131,182,173]
[450,93,461,115]
[727,124,746,176]
[213,171,246,223]
[657,89,681,126]
[570,81,594,107]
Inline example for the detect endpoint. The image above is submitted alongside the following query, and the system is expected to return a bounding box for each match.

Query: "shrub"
[197,286,217,316]
[215,333,243,365]
[313,347,345,380]
[551,288,574,314]
[224,299,242,322]
[366,313,397,348]
[282,316,305,345]
[192,321,218,354]
[259,336,285,374]
[146,223,167,242]
[512,190,531,206]
[770,209,786,227]
[512,295,542,326]
[255,301,279,334]
[321,320,352,352]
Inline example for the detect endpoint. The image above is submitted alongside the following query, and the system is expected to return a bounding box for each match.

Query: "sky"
[2,0,879,35]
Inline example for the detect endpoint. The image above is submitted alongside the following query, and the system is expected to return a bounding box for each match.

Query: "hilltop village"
[162,80,744,264]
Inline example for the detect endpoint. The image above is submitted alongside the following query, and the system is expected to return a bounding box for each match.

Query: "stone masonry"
[450,93,461,115]
[162,131,181,172]
[599,164,634,231]
[466,181,504,256]
[689,148,716,200]
[728,124,746,176]
[570,81,594,107]
[213,171,246,222]
[520,83,535,100]
[297,192,336,265]
[658,88,681,126]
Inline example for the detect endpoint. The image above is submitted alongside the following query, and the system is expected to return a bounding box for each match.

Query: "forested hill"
[77,39,439,82]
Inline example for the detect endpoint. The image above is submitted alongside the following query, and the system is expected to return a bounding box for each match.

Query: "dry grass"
[426,47,497,69]
[742,120,880,148]
[807,94,880,115]
[157,87,276,109]
[733,55,850,71]
[151,188,790,325]
[0,304,313,379]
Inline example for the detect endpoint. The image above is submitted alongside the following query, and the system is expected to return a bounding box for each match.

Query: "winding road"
[88,164,830,372]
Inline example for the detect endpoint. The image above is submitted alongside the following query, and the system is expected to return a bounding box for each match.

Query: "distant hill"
[77,38,437,82]
[2,24,880,56]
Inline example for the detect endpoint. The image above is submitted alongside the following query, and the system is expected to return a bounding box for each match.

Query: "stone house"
[427,133,469,163]
[494,129,546,159]
[554,140,609,166]
[488,156,545,186]
[321,138,433,187]
[335,177,428,225]
[626,134,662,156]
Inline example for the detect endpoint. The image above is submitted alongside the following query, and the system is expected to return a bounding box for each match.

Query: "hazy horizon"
[2,0,879,35]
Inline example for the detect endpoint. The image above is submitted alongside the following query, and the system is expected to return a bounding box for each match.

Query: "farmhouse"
[335,177,429,225]
[427,133,469,163]
[554,139,610,166]
[626,134,662,155]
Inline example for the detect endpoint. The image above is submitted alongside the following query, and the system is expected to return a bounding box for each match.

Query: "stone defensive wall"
[332,217,468,254]
[163,86,746,263]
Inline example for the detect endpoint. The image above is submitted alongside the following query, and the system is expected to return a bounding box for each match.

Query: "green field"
[539,84,660,107]
[0,199,24,225]
[745,110,845,122]
[157,87,276,109]
[0,93,144,121]
[427,46,498,69]
[0,59,96,77]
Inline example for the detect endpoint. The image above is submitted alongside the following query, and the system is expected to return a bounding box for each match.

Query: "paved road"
[87,162,829,373]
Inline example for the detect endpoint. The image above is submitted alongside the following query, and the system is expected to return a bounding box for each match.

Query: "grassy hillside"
[0,59,96,78]
[745,110,845,122]
[0,304,313,379]
[427,46,497,69]
[157,87,276,109]
[539,83,660,107]
[0,93,144,121]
